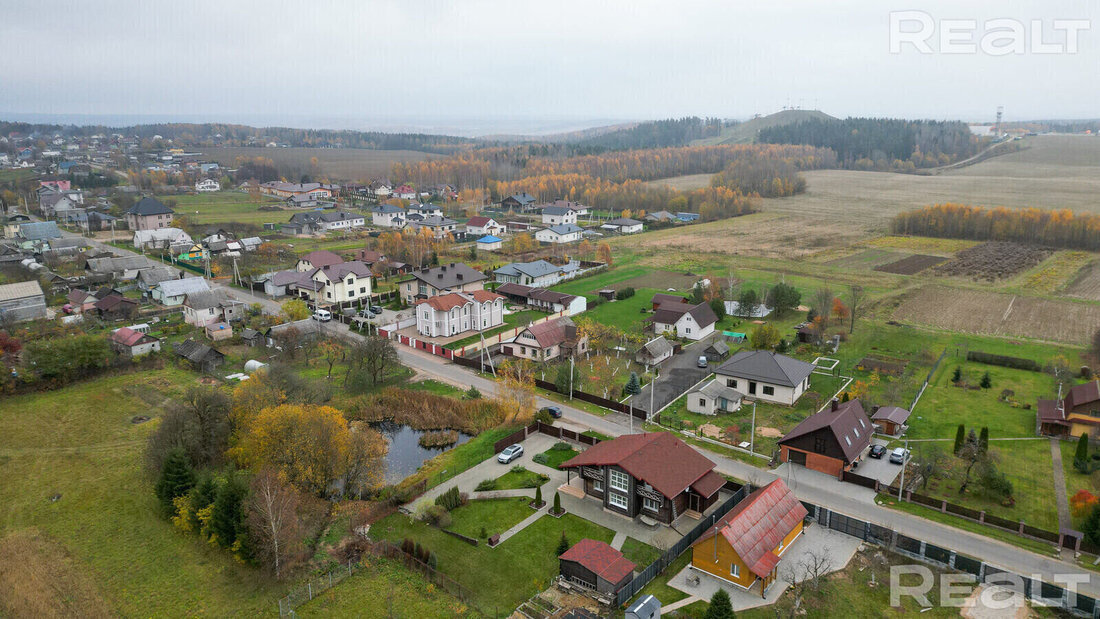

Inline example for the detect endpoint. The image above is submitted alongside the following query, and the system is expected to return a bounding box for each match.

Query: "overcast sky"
[1,0,1097,134]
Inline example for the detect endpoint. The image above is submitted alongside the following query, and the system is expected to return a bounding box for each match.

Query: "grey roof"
[372,203,404,213]
[19,221,62,241]
[412,216,456,227]
[705,340,730,356]
[408,204,440,213]
[715,350,816,388]
[173,339,222,363]
[781,399,872,463]
[505,192,536,205]
[542,205,576,216]
[315,261,373,280]
[266,270,314,287]
[157,277,210,297]
[494,260,563,279]
[240,327,261,340]
[605,217,642,226]
[544,224,583,235]
[403,262,486,289]
[637,336,673,359]
[137,267,177,286]
[693,379,744,403]
[48,237,85,250]
[127,196,174,216]
[0,280,44,302]
[319,211,363,223]
[872,406,911,424]
[85,255,154,273]
[184,289,230,310]
[645,210,676,221]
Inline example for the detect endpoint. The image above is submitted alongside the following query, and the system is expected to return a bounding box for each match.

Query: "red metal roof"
[694,479,807,579]
[1065,381,1100,410]
[466,216,493,227]
[110,327,152,347]
[560,433,716,499]
[559,539,635,584]
[690,470,726,499]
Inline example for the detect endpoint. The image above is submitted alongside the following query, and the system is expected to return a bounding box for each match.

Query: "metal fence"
[276,560,360,616]
[614,481,751,607]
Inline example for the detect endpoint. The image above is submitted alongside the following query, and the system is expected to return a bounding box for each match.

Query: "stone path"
[1051,438,1071,532]
[610,531,626,551]
[496,503,548,545]
[662,596,702,612]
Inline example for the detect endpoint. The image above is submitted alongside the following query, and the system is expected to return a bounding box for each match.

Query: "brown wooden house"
[560,433,726,525]
[778,398,873,478]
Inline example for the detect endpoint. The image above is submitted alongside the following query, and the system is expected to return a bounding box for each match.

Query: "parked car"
[540,406,563,419]
[889,447,909,464]
[311,309,332,322]
[869,444,887,459]
[370,305,383,314]
[356,309,372,318]
[497,444,524,464]
[697,355,708,368]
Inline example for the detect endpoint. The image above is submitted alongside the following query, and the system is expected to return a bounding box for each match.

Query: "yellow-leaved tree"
[494,359,537,424]
[230,369,286,429]
[232,404,352,496]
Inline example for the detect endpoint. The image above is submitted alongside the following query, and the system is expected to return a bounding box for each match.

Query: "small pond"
[373,421,472,484]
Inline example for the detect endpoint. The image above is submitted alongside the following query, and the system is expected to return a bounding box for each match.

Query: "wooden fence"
[492,421,603,454]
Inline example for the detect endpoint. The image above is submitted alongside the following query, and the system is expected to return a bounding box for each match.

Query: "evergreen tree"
[556,530,570,555]
[1076,433,1090,470]
[624,372,641,399]
[703,588,736,619]
[952,366,961,383]
[553,492,562,515]
[188,473,218,531]
[210,475,248,548]
[535,485,543,507]
[978,427,989,453]
[954,424,966,455]
[1084,504,1100,546]
[979,371,992,389]
[155,448,195,516]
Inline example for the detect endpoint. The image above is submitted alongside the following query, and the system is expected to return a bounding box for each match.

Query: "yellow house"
[1039,381,1100,438]
[690,479,807,597]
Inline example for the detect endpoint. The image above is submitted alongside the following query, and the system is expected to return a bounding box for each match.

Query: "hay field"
[892,286,1100,344]
[201,146,442,181]
[642,173,714,191]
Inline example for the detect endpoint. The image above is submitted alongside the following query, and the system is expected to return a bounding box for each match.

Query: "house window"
[685,327,691,334]
[592,479,603,493]
[727,379,738,388]
[609,469,630,493]
[360,287,366,294]
[814,436,827,453]
[731,564,740,578]
[699,398,706,407]
[608,493,628,510]
[643,497,661,512]
[763,386,775,396]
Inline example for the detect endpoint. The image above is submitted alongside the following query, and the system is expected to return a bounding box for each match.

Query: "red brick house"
[560,433,726,525]
[778,398,872,478]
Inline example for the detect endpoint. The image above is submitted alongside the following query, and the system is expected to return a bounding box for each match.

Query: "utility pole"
[897,438,909,501]
[750,400,757,454]
[569,356,574,400]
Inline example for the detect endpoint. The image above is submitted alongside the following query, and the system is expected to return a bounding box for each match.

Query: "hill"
[693,109,837,146]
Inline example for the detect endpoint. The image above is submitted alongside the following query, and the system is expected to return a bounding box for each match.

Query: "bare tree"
[780,547,833,617]
[848,284,867,334]
[247,469,301,579]
[813,287,834,325]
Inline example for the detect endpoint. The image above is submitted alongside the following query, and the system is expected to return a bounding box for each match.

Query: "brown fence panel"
[944,502,981,520]
[1021,524,1059,543]
[983,513,1018,530]
[842,471,878,490]
[561,428,579,442]
[579,434,598,446]
[909,492,942,509]
[493,428,527,453]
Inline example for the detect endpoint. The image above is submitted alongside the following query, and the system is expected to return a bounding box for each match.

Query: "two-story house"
[560,433,726,526]
[465,216,504,237]
[399,262,486,303]
[296,249,344,272]
[182,290,244,327]
[535,224,583,244]
[371,203,406,228]
[125,197,175,231]
[541,205,578,226]
[414,290,504,337]
[407,203,443,219]
[506,316,588,361]
[778,398,873,477]
[405,215,458,239]
[195,179,220,192]
[304,261,373,305]
[647,296,717,341]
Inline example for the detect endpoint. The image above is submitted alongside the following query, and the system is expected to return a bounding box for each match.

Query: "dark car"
[370,305,383,314]
[869,444,887,459]
[540,406,563,419]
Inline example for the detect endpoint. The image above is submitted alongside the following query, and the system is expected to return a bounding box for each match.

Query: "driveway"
[852,438,902,486]
[634,337,715,416]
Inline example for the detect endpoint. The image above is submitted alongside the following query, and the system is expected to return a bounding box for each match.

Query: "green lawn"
[628,548,691,606]
[619,537,661,569]
[0,369,286,616]
[399,426,521,492]
[162,191,286,226]
[446,497,535,539]
[447,310,543,350]
[1060,439,1100,528]
[370,511,615,612]
[295,556,471,617]
[908,362,1058,440]
[406,378,467,398]
[536,443,579,469]
[578,288,659,332]
[491,467,549,490]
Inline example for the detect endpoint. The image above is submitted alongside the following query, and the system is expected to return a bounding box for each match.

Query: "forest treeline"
[891,203,1100,250]
[758,117,978,170]
[566,117,725,152]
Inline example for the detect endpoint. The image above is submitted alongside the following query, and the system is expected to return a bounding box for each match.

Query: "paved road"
[634,337,713,416]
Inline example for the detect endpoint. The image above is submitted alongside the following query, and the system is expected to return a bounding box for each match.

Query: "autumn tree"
[247,469,301,578]
[146,386,232,472]
[231,369,287,429]
[509,233,537,254]
[317,340,345,379]
[751,324,780,350]
[343,335,399,390]
[494,359,537,423]
[343,425,389,498]
[831,298,850,324]
[813,287,834,326]
[281,298,310,321]
[233,404,353,496]
[596,242,612,265]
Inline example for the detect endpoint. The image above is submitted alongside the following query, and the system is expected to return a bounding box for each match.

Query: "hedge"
[965,351,1040,372]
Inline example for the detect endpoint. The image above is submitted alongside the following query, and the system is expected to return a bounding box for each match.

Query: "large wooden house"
[778,398,873,478]
[1039,381,1100,438]
[560,433,726,526]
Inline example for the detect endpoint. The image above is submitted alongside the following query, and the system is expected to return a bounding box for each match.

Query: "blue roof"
[477,235,502,243]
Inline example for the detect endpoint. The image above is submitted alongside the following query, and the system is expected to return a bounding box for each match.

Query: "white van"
[311,309,332,322]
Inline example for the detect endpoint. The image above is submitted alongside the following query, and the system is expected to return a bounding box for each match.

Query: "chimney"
[830,398,839,412]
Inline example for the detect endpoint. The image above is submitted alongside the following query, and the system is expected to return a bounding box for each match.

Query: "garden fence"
[276,559,360,616]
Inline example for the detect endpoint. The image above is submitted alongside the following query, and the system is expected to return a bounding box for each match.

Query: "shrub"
[422,504,452,528]
[401,538,415,555]
[534,408,554,424]
[552,441,572,451]
[978,427,989,452]
[427,551,438,569]
[1084,505,1100,546]
[979,372,992,389]
[552,491,562,515]
[435,486,464,511]
[556,531,570,555]
[952,366,962,383]
[1076,434,1091,473]
[510,464,526,474]
[479,526,487,539]
[615,287,635,300]
[475,479,497,491]
[464,386,482,400]
[532,453,550,465]
[1072,490,1098,518]
[523,474,548,489]
[534,486,543,507]
[966,351,1040,372]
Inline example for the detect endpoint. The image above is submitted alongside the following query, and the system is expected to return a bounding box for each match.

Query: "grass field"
[0,369,285,616]
[0,168,37,183]
[294,556,472,617]
[491,467,549,490]
[201,146,442,181]
[161,190,286,226]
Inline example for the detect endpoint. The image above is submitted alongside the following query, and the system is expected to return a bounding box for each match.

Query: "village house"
[494,259,580,288]
[635,336,674,368]
[687,379,744,415]
[560,432,727,526]
[714,350,815,405]
[500,192,537,211]
[136,266,177,293]
[779,398,873,477]
[93,293,138,321]
[872,406,912,436]
[494,283,587,316]
[84,255,157,280]
[317,211,365,231]
[405,215,458,239]
[3,214,32,238]
[259,181,333,200]
[393,184,417,200]
[689,479,807,597]
[296,249,344,272]
[1039,381,1100,438]
[371,203,406,228]
[559,539,635,596]
[18,221,63,246]
[399,262,487,304]
[647,297,717,341]
[644,210,678,223]
[173,339,224,373]
[544,199,589,216]
[465,216,504,237]
[506,316,587,361]
[301,261,373,305]
[407,203,443,219]
[256,270,315,298]
[109,326,161,358]
[476,235,503,252]
[152,276,210,305]
[182,290,244,327]
[541,205,578,226]
[0,280,47,322]
[600,218,644,235]
[125,197,175,231]
[133,227,192,251]
[535,223,584,244]
[195,178,220,192]
[414,290,504,338]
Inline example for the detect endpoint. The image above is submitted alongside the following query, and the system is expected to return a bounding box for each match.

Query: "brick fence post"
[1018,520,1025,535]
[941,500,947,514]
[979,510,985,523]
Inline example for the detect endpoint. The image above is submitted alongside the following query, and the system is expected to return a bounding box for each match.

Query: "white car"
[497,444,524,464]
[889,447,910,464]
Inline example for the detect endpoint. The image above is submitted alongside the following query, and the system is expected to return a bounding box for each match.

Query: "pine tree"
[841,392,850,403]
[952,366,962,383]
[556,530,570,555]
[703,588,735,619]
[624,372,641,398]
[1076,433,1090,471]
[954,424,966,455]
[1084,504,1100,546]
[534,485,543,507]
[978,427,989,453]
[209,475,247,548]
[553,491,562,515]
[188,473,218,531]
[980,371,992,389]
[155,448,195,516]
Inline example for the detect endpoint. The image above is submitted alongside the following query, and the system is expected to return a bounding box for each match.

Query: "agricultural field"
[200,147,442,181]
[159,190,287,227]
[824,249,908,270]
[1064,259,1100,301]
[863,235,978,254]
[641,172,714,191]
[933,242,1052,281]
[892,286,1100,345]
[1013,251,1093,294]
[873,254,947,275]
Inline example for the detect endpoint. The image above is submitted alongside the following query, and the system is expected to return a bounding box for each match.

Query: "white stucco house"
[535,224,583,244]
[371,203,406,228]
[541,205,578,226]
[414,290,505,338]
[195,179,221,192]
[714,350,816,406]
[648,300,717,341]
[686,379,743,415]
[600,218,644,234]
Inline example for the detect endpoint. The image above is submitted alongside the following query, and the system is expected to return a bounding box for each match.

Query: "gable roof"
[715,350,815,388]
[315,261,373,280]
[637,336,673,359]
[504,192,536,205]
[299,250,343,268]
[157,277,210,297]
[404,262,486,289]
[705,340,730,356]
[19,221,62,241]
[1065,381,1100,410]
[184,289,230,310]
[137,267,177,286]
[694,379,743,404]
[780,399,873,463]
[173,339,222,363]
[127,196,174,216]
[651,293,687,306]
[94,294,136,311]
[544,224,584,235]
[871,406,911,425]
[561,432,716,499]
[518,317,576,348]
[560,539,635,584]
[649,301,717,329]
[495,260,563,280]
[606,217,642,226]
[111,326,156,347]
[466,216,495,227]
[542,205,576,216]
[694,479,808,579]
[0,280,44,302]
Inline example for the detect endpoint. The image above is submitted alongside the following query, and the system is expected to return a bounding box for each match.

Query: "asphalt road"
[634,337,713,415]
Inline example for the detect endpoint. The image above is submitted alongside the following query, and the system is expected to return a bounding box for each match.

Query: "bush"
[532,453,550,465]
[479,526,487,539]
[556,531,570,555]
[552,441,572,451]
[552,491,563,515]
[615,287,635,300]
[435,486,464,511]
[534,408,554,424]
[510,464,526,474]
[534,486,543,507]
[464,386,482,400]
[979,371,992,389]
[966,351,1040,372]
[475,479,497,492]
